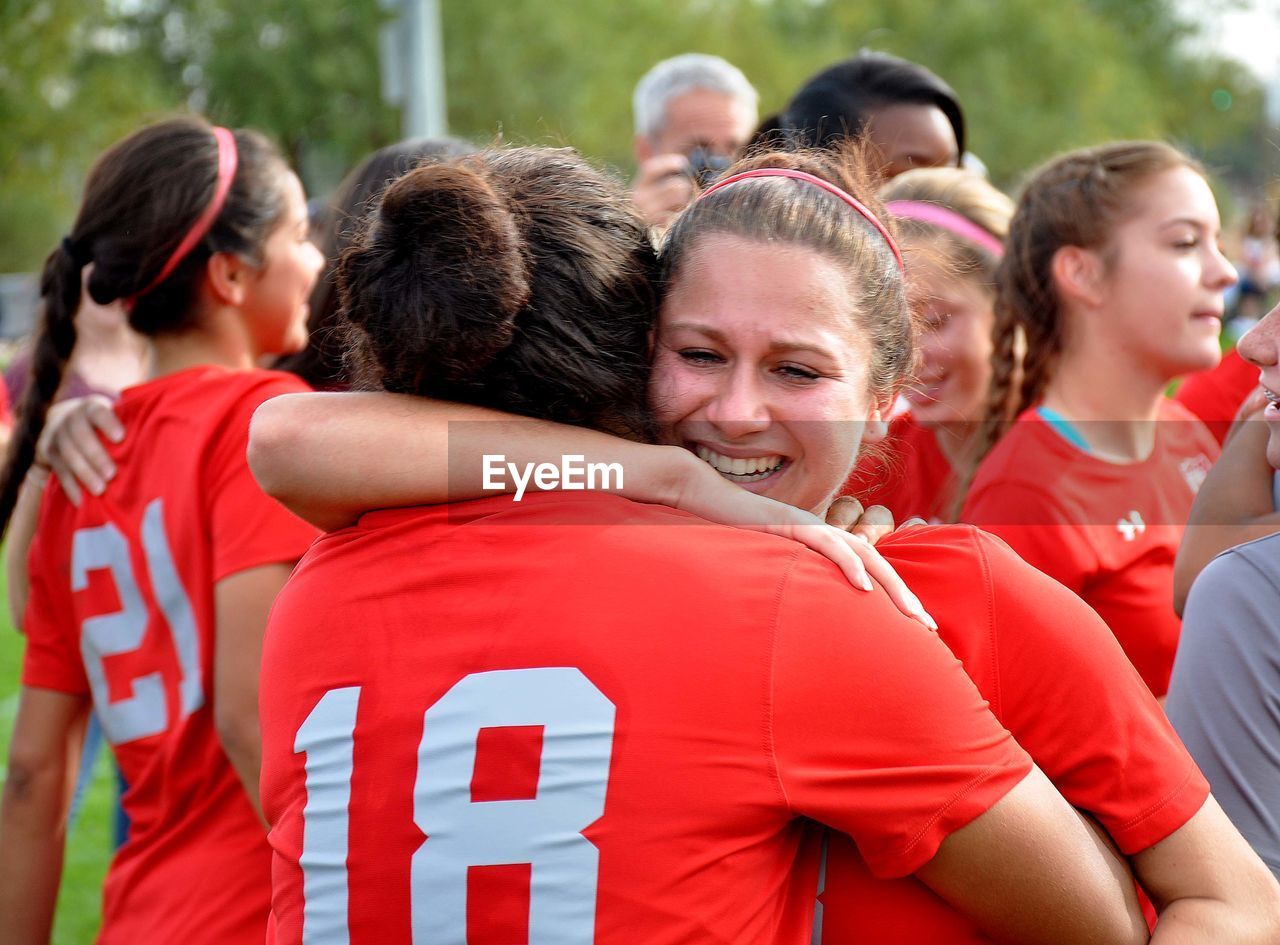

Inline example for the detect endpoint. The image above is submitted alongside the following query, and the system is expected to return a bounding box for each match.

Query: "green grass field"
[0,567,111,943]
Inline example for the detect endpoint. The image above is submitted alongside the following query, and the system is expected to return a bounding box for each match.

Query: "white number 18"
[294,667,616,944]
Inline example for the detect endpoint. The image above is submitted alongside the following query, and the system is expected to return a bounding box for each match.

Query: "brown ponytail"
[339,146,659,439]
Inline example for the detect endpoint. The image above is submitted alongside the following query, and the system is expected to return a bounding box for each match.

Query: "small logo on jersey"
[1116,510,1146,542]
[1179,455,1213,494]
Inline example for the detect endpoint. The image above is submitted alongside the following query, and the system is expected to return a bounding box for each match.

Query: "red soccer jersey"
[22,366,318,945]
[960,399,1220,696]
[259,493,1032,945]
[844,414,956,522]
[1174,348,1258,444]
[818,525,1209,944]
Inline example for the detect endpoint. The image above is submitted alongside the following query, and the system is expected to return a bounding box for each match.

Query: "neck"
[147,305,257,379]
[927,420,975,469]
[70,318,150,397]
[1040,335,1167,462]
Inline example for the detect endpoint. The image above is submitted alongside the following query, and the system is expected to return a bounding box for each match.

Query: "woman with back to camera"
[248,144,1280,943]
[249,145,1153,945]
[0,116,322,944]
[844,166,1013,522]
[958,142,1233,698]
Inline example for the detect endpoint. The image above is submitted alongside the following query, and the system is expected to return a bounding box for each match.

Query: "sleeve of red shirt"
[21,489,90,695]
[204,376,319,582]
[0,378,13,427]
[974,530,1209,854]
[962,481,1096,594]
[769,548,1032,879]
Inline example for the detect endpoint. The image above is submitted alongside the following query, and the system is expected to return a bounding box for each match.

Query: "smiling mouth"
[692,444,787,483]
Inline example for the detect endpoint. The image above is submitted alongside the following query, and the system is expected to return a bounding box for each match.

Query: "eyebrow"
[1158,217,1214,232]
[665,321,841,359]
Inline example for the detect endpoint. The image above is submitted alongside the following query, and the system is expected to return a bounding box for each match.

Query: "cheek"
[647,355,699,428]
[954,318,994,378]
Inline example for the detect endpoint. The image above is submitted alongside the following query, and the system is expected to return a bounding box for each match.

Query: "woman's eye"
[777,364,822,382]
[678,349,723,365]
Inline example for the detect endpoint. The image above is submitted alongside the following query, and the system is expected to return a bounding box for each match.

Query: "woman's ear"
[862,396,894,445]
[1049,245,1106,309]
[204,251,252,307]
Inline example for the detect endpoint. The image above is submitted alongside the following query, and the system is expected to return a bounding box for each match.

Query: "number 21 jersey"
[22,366,318,945]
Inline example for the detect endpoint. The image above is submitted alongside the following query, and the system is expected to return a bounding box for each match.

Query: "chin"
[1181,343,1224,375]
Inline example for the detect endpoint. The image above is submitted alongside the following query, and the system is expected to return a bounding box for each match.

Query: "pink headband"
[885,200,1004,258]
[132,126,239,301]
[698,168,904,272]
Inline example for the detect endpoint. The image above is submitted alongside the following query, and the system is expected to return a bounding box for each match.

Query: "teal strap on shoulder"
[1036,405,1091,451]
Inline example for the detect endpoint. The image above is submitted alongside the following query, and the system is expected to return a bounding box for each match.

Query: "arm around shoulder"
[1136,797,1280,944]
[1174,417,1280,615]
[916,765,1147,945]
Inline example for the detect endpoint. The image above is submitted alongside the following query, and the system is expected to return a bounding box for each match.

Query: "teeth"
[694,445,783,478]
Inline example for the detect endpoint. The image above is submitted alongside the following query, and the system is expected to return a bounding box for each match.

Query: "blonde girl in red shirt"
[845,167,1013,521]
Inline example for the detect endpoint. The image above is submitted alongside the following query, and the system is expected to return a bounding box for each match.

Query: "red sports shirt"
[1174,348,1258,444]
[22,366,318,945]
[818,525,1209,944]
[960,399,1220,695]
[259,493,1031,945]
[844,414,956,522]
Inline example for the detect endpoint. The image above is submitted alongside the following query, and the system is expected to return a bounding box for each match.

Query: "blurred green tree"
[0,0,1268,273]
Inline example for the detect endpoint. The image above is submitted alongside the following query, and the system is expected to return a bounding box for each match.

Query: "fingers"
[901,516,928,530]
[808,527,874,592]
[86,397,125,444]
[633,155,696,228]
[846,535,938,631]
[635,153,691,185]
[37,396,121,503]
[825,495,865,532]
[849,504,895,546]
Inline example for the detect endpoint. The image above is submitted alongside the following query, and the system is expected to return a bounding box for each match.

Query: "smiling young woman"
[843,166,1014,522]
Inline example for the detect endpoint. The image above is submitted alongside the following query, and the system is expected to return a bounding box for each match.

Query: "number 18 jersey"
[22,366,319,945]
[259,493,1032,945]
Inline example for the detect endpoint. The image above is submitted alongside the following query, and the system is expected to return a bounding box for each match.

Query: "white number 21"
[294,667,616,944]
[72,498,202,745]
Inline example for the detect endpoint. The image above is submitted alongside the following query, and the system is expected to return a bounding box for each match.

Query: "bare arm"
[1174,416,1280,615]
[247,392,695,531]
[214,563,294,828]
[248,392,936,627]
[1137,797,1280,944]
[5,472,47,631]
[0,688,89,945]
[916,764,1147,945]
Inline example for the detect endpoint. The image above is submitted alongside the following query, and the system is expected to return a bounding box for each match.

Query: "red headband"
[885,200,1004,258]
[132,126,238,301]
[697,168,904,272]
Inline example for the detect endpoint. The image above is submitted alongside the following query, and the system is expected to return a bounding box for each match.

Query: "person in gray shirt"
[1168,532,1280,877]
[1168,297,1280,878]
